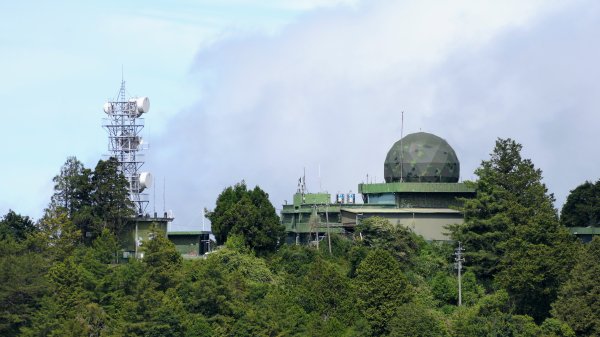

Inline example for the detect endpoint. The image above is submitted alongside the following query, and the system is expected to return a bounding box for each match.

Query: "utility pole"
[312,205,319,250]
[325,203,332,255]
[454,241,465,306]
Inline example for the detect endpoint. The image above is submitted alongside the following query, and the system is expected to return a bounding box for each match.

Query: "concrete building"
[168,231,212,258]
[281,132,475,243]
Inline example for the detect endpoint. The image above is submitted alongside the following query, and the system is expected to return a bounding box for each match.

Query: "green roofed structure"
[281,132,475,243]
[167,231,212,258]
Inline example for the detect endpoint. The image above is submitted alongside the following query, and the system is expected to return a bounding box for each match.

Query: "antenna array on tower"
[102,80,152,215]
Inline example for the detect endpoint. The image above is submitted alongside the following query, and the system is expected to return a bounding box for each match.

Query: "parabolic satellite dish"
[103,102,113,114]
[139,172,152,191]
[135,97,150,116]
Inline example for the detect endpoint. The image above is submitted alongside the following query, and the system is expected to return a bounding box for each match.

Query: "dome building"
[384,132,459,183]
[280,131,475,243]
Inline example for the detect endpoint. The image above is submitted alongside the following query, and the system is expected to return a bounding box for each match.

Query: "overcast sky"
[1,0,598,231]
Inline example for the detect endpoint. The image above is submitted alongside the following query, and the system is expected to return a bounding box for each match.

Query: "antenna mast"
[400,111,404,182]
[102,80,152,215]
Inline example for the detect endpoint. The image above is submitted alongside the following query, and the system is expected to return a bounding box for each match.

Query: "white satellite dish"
[103,102,113,114]
[139,172,152,191]
[127,97,149,117]
[135,97,150,115]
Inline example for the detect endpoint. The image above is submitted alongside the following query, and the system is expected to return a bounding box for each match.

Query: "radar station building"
[281,132,475,243]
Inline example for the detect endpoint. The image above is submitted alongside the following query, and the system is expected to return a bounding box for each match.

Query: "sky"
[1,0,599,231]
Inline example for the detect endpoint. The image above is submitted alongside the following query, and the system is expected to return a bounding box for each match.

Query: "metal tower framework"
[102,81,150,215]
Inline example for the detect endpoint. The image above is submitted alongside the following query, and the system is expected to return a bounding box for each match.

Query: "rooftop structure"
[384,132,459,183]
[103,80,175,259]
[281,131,474,243]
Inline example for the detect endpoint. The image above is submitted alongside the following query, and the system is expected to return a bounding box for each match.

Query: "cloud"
[153,0,595,229]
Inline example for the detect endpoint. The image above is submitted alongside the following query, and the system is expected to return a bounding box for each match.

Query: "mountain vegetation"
[0,139,596,336]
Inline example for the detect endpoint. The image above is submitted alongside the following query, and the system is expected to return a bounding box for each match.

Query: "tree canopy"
[552,237,600,336]
[207,181,284,254]
[561,180,600,227]
[0,210,35,241]
[49,156,134,241]
[450,138,576,322]
[2,142,597,336]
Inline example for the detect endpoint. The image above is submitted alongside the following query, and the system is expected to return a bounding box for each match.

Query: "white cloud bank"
[151,0,599,229]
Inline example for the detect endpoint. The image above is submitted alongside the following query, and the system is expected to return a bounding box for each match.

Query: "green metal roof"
[293,193,331,206]
[569,227,600,235]
[358,182,474,194]
[167,231,210,236]
[281,205,342,214]
[340,207,461,214]
[286,222,345,233]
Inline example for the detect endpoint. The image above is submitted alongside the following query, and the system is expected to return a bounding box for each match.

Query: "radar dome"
[384,132,459,183]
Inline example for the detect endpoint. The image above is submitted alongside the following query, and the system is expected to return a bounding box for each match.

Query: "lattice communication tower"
[102,81,152,215]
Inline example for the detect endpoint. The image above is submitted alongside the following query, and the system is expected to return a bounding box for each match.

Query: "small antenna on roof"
[400,111,404,182]
[318,164,321,192]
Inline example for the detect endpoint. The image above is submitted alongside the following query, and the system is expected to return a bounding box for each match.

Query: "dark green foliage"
[431,272,458,306]
[7,153,598,336]
[207,181,284,254]
[450,290,541,337]
[561,180,600,227]
[0,238,48,336]
[90,157,135,236]
[540,318,576,337]
[49,156,134,241]
[552,237,600,336]
[356,216,420,266]
[411,240,454,280]
[495,226,576,322]
[30,209,82,261]
[450,138,577,321]
[388,302,448,337]
[269,243,320,277]
[450,138,555,280]
[297,259,355,323]
[50,156,93,218]
[0,210,36,241]
[141,228,183,290]
[354,248,412,336]
[347,244,369,278]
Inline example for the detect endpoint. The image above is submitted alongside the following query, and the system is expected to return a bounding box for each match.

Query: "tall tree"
[552,237,600,336]
[49,156,134,239]
[450,138,576,321]
[141,228,183,291]
[0,237,48,336]
[90,157,134,236]
[561,180,600,227]
[354,248,412,336]
[450,139,553,279]
[50,156,93,218]
[207,182,284,254]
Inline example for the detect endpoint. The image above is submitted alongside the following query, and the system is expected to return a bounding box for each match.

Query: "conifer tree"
[552,237,600,336]
[354,248,412,336]
[450,138,576,321]
[561,180,600,227]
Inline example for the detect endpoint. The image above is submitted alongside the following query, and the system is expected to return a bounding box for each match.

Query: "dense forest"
[1,138,600,336]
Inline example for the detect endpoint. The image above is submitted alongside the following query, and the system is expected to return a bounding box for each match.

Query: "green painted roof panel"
[358,182,474,194]
[569,227,600,235]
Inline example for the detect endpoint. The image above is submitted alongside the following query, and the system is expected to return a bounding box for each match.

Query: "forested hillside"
[0,139,598,336]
